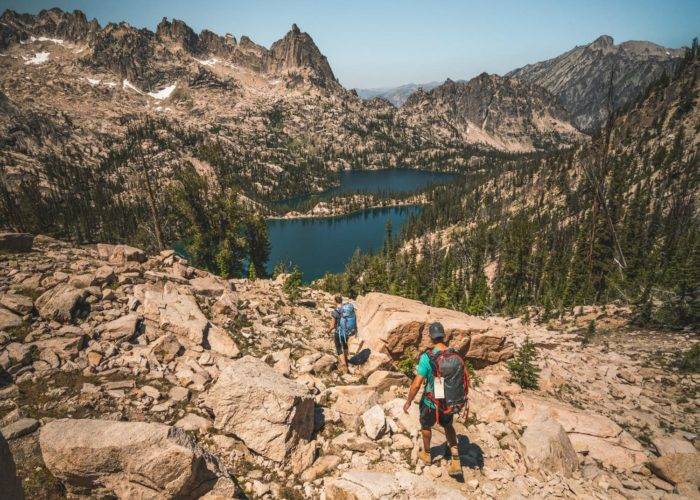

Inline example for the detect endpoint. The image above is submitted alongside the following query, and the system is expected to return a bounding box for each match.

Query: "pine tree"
[507,336,540,389]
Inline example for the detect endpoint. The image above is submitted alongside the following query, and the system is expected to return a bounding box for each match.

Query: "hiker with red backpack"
[403,322,469,477]
[329,295,357,373]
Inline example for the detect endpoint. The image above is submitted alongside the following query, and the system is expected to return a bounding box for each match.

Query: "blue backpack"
[337,302,357,341]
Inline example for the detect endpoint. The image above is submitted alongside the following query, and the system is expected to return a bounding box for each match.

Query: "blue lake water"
[274,168,456,208]
[266,169,456,282]
[266,205,421,282]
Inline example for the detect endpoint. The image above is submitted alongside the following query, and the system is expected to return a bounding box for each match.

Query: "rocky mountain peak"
[155,17,198,52]
[265,24,337,84]
[590,34,614,49]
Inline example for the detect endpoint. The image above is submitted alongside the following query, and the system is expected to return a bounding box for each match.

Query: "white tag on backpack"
[434,377,445,399]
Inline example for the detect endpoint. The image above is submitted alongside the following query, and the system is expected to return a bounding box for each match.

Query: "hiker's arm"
[328,316,336,334]
[403,375,424,413]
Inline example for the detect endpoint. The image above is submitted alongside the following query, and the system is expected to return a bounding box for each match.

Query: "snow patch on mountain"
[147,84,177,100]
[195,57,219,67]
[30,36,65,45]
[122,79,143,94]
[24,52,50,65]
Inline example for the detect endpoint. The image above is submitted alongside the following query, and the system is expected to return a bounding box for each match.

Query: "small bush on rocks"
[283,266,303,301]
[507,336,540,389]
[397,347,417,378]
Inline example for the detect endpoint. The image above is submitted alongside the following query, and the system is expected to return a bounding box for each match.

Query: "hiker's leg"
[417,401,435,463]
[334,331,347,373]
[421,428,432,452]
[444,422,458,449]
[442,417,462,476]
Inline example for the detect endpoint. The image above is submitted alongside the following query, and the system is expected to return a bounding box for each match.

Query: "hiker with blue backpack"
[403,322,469,477]
[329,295,357,373]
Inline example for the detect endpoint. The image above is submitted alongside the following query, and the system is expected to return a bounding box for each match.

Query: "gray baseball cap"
[428,322,445,340]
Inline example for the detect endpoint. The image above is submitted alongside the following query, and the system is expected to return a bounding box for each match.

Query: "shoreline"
[266,197,425,221]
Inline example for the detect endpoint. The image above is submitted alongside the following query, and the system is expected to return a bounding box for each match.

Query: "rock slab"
[204,356,315,462]
[40,418,223,498]
[520,417,578,478]
[355,292,513,365]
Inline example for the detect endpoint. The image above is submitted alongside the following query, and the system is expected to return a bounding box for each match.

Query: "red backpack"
[424,348,470,419]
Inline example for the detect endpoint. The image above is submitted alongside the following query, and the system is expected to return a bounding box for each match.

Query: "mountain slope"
[508,35,684,131]
[400,75,584,152]
[328,45,698,326]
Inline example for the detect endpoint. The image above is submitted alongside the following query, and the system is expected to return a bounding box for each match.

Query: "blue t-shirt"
[416,348,443,409]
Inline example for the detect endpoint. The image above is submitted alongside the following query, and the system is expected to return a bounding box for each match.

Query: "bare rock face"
[649,453,700,488]
[325,469,464,499]
[35,284,90,323]
[203,356,315,462]
[401,74,583,153]
[0,232,34,253]
[509,394,647,470]
[355,292,513,366]
[0,429,23,500]
[39,418,228,498]
[264,24,336,85]
[520,417,579,478]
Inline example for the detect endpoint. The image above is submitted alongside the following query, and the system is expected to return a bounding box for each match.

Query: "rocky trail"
[0,232,697,499]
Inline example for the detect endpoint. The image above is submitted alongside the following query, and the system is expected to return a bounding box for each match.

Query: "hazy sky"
[2,0,698,88]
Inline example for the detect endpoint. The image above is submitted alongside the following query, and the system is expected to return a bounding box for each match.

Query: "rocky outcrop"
[325,469,465,499]
[355,292,513,365]
[35,284,90,323]
[96,243,146,265]
[649,453,700,488]
[0,233,696,500]
[39,418,230,498]
[507,35,684,131]
[204,356,315,462]
[509,394,647,470]
[0,429,23,499]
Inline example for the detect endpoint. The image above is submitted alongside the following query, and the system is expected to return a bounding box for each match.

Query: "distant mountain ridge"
[355,81,442,106]
[507,35,684,131]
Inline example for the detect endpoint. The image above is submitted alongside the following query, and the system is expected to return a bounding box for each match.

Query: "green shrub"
[397,347,417,378]
[283,265,303,301]
[581,319,596,345]
[507,336,540,389]
[465,359,482,388]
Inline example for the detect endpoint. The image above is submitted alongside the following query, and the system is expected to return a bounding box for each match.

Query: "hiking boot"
[448,456,462,477]
[448,447,462,477]
[418,450,431,464]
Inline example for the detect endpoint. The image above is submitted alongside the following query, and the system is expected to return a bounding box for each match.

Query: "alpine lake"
[266,169,456,282]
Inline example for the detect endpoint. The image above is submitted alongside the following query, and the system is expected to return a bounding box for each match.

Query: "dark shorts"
[334,330,348,355]
[419,399,453,429]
